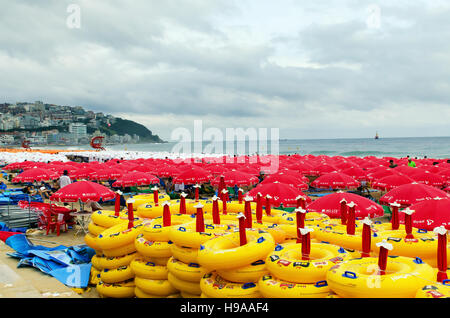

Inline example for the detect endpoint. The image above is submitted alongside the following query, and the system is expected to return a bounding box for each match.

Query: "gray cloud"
[0,0,449,140]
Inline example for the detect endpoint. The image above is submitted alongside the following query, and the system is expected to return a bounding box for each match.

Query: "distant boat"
[375,132,379,139]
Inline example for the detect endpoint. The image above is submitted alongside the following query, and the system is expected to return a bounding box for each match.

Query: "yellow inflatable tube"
[169,222,234,249]
[96,222,144,250]
[134,276,178,297]
[217,259,268,283]
[168,272,202,295]
[100,265,134,284]
[96,279,135,298]
[200,272,261,298]
[258,275,331,298]
[130,257,169,280]
[167,257,208,282]
[197,229,275,270]
[265,242,351,283]
[326,256,436,298]
[142,214,195,241]
[135,234,173,258]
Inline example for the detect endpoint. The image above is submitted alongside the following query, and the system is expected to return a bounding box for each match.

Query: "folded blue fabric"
[5,234,94,288]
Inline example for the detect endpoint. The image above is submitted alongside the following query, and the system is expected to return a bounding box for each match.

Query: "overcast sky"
[1,0,450,141]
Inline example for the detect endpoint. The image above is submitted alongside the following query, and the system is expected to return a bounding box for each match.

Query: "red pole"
[340,199,347,225]
[238,188,243,204]
[244,196,253,227]
[390,202,400,230]
[127,199,134,229]
[361,217,372,258]
[296,208,306,243]
[237,213,247,246]
[299,228,313,260]
[152,186,159,206]
[222,190,228,215]
[376,240,393,275]
[265,195,272,216]
[195,203,205,232]
[212,196,220,225]
[179,192,187,214]
[296,196,306,209]
[194,184,200,202]
[346,202,356,235]
[434,226,448,283]
[162,202,171,227]
[114,191,121,216]
[402,208,415,240]
[256,193,263,223]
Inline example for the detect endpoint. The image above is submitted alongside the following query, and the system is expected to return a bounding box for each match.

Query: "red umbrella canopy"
[393,165,423,176]
[371,174,415,191]
[12,168,59,183]
[172,166,211,184]
[306,192,384,218]
[247,182,311,207]
[204,164,230,176]
[273,170,309,183]
[156,165,182,177]
[70,167,97,179]
[261,173,308,191]
[379,182,450,207]
[89,168,123,181]
[410,171,446,188]
[341,167,369,182]
[285,162,314,175]
[398,198,450,230]
[112,172,160,188]
[210,170,259,187]
[367,169,396,182]
[50,180,115,203]
[310,172,360,190]
[310,164,338,176]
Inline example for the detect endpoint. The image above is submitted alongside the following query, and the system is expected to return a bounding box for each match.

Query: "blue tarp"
[4,234,94,288]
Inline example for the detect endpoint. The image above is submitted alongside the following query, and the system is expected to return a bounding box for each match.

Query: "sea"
[41,136,450,159]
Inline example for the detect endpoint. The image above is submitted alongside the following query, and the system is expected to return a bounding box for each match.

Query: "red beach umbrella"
[398,198,450,230]
[173,167,211,184]
[210,170,259,187]
[367,169,396,182]
[12,168,59,183]
[410,171,446,188]
[112,172,160,187]
[70,167,97,179]
[50,180,115,203]
[379,182,450,207]
[310,172,360,190]
[310,164,338,176]
[341,167,369,182]
[306,191,384,218]
[247,182,311,208]
[90,168,123,181]
[371,174,415,191]
[261,173,308,191]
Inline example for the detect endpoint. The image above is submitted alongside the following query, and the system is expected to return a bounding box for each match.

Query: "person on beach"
[59,170,72,189]
[84,199,103,212]
[407,158,416,167]
[389,160,398,168]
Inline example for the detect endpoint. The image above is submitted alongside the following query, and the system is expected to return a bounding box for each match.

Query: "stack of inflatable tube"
[259,240,351,298]
[198,228,275,298]
[93,219,144,298]
[416,279,450,298]
[131,214,194,298]
[132,194,171,211]
[167,220,235,298]
[84,209,137,288]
